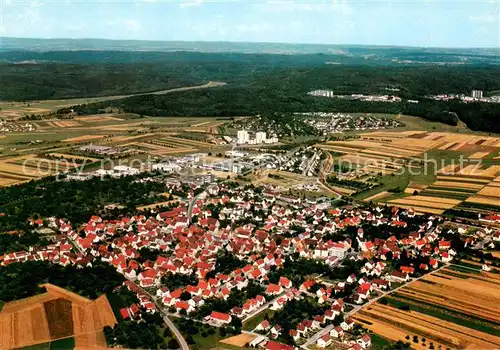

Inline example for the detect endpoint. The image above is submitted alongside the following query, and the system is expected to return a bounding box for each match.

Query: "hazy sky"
[0,0,499,48]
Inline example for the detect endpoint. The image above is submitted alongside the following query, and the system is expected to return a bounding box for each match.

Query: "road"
[126,277,190,350]
[317,151,342,200]
[301,264,449,349]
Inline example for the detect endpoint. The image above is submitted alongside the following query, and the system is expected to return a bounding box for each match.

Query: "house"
[209,311,232,325]
[270,325,282,338]
[438,241,451,250]
[175,301,194,314]
[279,276,292,289]
[389,270,409,282]
[289,329,300,342]
[372,279,390,290]
[120,308,130,320]
[255,320,271,332]
[357,335,372,349]
[265,340,295,350]
[341,319,355,331]
[317,334,332,348]
[249,336,267,348]
[330,326,344,338]
[267,283,283,295]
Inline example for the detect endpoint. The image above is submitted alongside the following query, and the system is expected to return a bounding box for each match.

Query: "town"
[1,169,499,350]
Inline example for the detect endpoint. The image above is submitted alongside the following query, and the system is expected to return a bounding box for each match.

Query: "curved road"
[126,277,190,350]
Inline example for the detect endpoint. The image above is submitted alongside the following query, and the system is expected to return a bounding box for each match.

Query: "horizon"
[0,0,499,49]
[1,36,499,51]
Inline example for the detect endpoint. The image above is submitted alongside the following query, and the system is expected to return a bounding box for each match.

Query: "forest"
[1,49,500,132]
[0,174,174,233]
[61,63,500,133]
[0,261,125,302]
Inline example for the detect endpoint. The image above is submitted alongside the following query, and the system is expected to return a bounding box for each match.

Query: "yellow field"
[476,185,500,197]
[363,191,390,202]
[432,181,484,190]
[465,195,500,206]
[46,120,82,128]
[353,266,500,348]
[436,175,490,183]
[220,333,256,347]
[469,151,490,159]
[63,134,107,142]
[355,303,500,349]
[389,196,461,210]
[74,114,124,122]
[0,284,116,349]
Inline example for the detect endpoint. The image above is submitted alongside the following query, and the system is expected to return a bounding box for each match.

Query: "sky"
[0,0,499,48]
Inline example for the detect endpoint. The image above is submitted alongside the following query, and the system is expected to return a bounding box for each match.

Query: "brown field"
[74,114,124,122]
[44,299,74,339]
[359,303,500,349]
[436,175,490,183]
[399,269,500,324]
[0,283,117,349]
[63,134,107,142]
[469,152,491,159]
[432,181,484,190]
[387,204,444,215]
[47,120,82,128]
[389,196,460,211]
[328,185,356,195]
[220,333,256,347]
[465,195,500,206]
[463,165,500,178]
[476,185,500,197]
[354,316,442,350]
[363,191,390,202]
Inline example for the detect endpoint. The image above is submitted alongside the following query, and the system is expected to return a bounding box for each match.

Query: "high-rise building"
[255,132,267,144]
[472,90,483,99]
[237,130,249,144]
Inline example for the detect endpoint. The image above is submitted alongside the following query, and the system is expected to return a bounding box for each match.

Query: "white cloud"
[180,0,203,8]
[123,19,141,31]
[470,14,499,22]
[258,0,352,14]
[106,19,142,32]
[237,23,271,33]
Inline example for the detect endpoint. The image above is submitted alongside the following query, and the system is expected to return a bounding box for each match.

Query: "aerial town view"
[0,1,499,350]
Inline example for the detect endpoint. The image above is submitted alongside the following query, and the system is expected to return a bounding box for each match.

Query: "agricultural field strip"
[393,290,500,325]
[436,175,491,183]
[432,181,485,190]
[357,306,461,347]
[352,314,449,350]
[385,204,444,214]
[363,191,390,202]
[367,303,500,347]
[465,196,500,205]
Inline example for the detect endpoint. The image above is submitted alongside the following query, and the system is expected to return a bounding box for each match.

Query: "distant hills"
[0,37,499,66]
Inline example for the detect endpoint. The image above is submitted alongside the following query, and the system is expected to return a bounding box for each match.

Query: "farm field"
[0,283,116,349]
[363,191,390,202]
[220,333,257,347]
[353,268,500,350]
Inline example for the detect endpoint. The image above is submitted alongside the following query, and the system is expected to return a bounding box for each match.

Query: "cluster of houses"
[3,178,499,350]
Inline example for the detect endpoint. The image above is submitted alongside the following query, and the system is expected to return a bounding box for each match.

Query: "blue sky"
[0,0,499,47]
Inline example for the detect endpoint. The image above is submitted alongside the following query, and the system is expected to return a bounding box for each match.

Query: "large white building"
[472,90,483,99]
[255,132,267,144]
[237,130,249,144]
